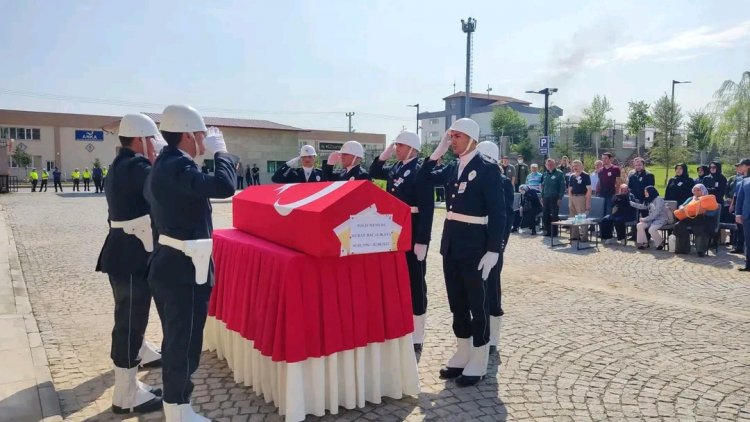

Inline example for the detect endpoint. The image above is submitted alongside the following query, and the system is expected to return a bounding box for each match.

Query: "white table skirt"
[204,316,421,422]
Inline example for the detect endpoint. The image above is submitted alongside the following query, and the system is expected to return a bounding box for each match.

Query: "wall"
[220,127,300,184]
[58,127,119,178]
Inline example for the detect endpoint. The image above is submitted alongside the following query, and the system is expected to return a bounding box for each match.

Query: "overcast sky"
[0,0,748,139]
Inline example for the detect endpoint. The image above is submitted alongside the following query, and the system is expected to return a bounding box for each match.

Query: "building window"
[429,119,440,125]
[429,131,439,138]
[267,160,286,173]
[1,127,41,140]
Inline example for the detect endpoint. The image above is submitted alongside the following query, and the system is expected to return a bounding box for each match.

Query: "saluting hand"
[327,152,341,166]
[286,156,300,168]
[204,127,228,155]
[430,130,451,161]
[379,143,396,161]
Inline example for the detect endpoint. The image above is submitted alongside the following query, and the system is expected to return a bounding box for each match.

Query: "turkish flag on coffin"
[233,181,412,257]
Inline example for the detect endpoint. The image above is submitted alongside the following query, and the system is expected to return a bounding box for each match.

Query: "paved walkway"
[0,203,61,422]
[0,191,749,421]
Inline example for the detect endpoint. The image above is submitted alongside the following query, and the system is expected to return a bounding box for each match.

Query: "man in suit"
[418,118,506,386]
[322,141,371,181]
[734,158,750,272]
[96,113,163,415]
[145,105,238,421]
[370,132,434,353]
[272,145,324,183]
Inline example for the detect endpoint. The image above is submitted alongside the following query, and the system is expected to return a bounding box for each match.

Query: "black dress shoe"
[112,397,163,414]
[413,344,423,353]
[140,358,162,369]
[488,345,497,355]
[729,249,745,254]
[738,267,750,272]
[150,387,162,396]
[439,367,464,379]
[697,252,706,257]
[455,375,484,387]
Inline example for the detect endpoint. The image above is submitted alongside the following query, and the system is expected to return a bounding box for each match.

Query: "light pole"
[346,112,355,133]
[461,17,476,117]
[525,88,558,159]
[670,80,691,168]
[407,104,419,135]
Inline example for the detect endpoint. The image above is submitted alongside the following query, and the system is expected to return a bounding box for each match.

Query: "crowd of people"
[28,165,109,193]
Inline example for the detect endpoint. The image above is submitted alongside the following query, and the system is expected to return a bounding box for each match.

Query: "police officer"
[93,165,104,193]
[83,167,92,191]
[145,105,237,421]
[96,113,163,415]
[29,168,38,192]
[476,141,514,356]
[71,168,81,191]
[322,141,371,181]
[417,118,506,387]
[272,145,324,183]
[40,169,49,192]
[370,132,434,353]
[102,166,108,192]
[53,167,63,192]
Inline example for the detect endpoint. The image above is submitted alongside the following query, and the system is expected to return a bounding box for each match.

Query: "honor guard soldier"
[476,141,513,356]
[272,145,324,183]
[145,105,238,421]
[96,113,164,415]
[370,131,435,353]
[322,140,372,181]
[417,118,506,387]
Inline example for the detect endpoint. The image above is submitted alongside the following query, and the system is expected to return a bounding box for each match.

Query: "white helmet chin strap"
[459,137,477,157]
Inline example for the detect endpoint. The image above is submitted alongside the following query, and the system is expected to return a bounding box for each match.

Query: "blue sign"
[539,136,549,150]
[539,147,548,155]
[75,130,104,141]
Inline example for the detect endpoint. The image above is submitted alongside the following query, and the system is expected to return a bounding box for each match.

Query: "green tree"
[712,71,750,163]
[686,111,714,165]
[579,95,613,157]
[11,146,31,168]
[626,100,651,156]
[512,137,534,162]
[649,94,686,184]
[491,106,527,154]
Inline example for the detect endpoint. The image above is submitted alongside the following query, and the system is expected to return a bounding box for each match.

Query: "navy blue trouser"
[109,273,152,369]
[406,249,428,315]
[443,255,490,347]
[744,222,750,269]
[150,280,212,404]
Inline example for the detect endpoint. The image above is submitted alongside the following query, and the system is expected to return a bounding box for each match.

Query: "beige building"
[1,109,386,183]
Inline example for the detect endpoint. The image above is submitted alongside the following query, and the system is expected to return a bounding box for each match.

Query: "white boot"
[412,314,426,345]
[488,316,501,347]
[447,337,471,368]
[112,366,162,414]
[462,344,490,377]
[138,340,161,367]
[163,402,211,422]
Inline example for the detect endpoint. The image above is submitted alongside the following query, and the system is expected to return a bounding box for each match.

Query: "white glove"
[379,143,396,161]
[413,243,428,261]
[286,157,300,168]
[430,130,451,161]
[327,152,341,166]
[477,251,499,281]
[204,127,228,155]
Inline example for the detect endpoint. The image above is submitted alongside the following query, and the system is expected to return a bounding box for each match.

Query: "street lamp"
[670,80,691,162]
[525,88,558,159]
[407,104,419,135]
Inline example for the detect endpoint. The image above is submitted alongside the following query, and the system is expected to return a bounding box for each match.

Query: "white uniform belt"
[410,206,419,214]
[158,235,213,285]
[110,214,153,252]
[446,211,488,225]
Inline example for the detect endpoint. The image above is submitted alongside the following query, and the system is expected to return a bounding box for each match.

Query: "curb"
[0,205,62,421]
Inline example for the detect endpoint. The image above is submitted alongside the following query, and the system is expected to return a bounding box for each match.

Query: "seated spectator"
[631,186,670,250]
[526,164,543,192]
[518,184,542,235]
[600,184,638,245]
[695,165,709,184]
[665,163,695,205]
[673,184,720,257]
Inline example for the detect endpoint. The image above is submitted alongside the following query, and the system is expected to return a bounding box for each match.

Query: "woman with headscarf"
[665,163,695,205]
[706,160,728,205]
[673,184,720,256]
[630,186,670,249]
[518,184,542,235]
[695,165,709,185]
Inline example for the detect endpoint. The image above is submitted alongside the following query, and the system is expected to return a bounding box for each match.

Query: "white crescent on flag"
[273,181,348,216]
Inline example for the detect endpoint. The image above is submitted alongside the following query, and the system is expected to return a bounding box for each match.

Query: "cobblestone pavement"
[1,191,749,421]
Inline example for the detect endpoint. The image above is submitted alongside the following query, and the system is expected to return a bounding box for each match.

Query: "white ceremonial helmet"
[476,141,500,163]
[449,118,480,142]
[339,140,365,158]
[299,145,317,157]
[159,105,207,133]
[118,113,160,138]
[394,131,421,150]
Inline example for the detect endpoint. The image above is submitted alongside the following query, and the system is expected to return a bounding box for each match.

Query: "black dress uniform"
[145,145,237,405]
[370,157,435,339]
[486,172,514,354]
[96,148,155,369]
[418,152,506,371]
[271,165,324,183]
[322,163,372,181]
